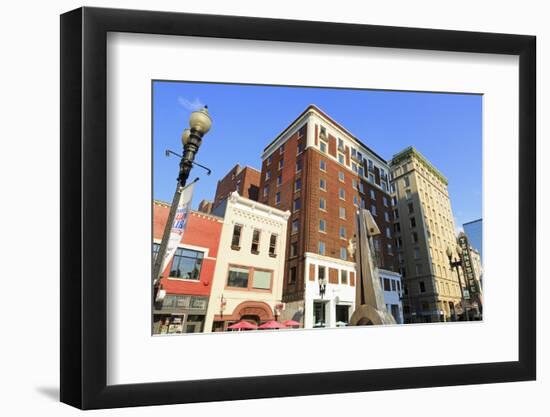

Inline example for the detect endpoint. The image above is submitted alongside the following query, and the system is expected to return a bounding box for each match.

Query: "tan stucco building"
[390,147,462,322]
[204,192,290,332]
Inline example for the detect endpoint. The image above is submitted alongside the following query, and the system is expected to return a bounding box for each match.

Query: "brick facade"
[258,105,396,304]
[213,164,260,209]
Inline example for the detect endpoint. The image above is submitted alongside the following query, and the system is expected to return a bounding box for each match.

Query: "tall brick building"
[258,105,398,327]
[212,164,260,210]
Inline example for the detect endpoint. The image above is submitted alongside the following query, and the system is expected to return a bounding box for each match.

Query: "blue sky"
[153,81,482,229]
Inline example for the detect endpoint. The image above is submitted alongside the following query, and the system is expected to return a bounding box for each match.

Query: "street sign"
[457,233,479,295]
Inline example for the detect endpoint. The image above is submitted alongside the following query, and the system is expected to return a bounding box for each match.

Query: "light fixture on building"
[319,277,327,299]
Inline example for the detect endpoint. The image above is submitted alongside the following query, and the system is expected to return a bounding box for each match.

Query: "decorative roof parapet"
[390,146,448,186]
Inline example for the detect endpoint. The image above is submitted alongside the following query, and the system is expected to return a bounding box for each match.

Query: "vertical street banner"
[457,232,479,295]
[159,181,196,275]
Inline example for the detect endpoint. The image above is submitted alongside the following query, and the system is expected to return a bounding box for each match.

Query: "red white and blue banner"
[159,181,196,275]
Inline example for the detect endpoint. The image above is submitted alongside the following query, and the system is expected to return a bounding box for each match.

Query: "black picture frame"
[60,6,536,410]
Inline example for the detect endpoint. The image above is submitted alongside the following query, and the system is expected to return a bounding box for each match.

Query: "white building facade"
[204,192,290,332]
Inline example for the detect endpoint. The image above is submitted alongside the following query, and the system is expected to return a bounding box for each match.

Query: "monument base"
[349,304,397,326]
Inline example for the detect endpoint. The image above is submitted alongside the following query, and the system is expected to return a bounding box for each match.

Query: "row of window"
[319,128,390,191]
[231,224,278,257]
[226,265,272,290]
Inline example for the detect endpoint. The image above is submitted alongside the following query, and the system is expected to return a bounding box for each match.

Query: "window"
[278,159,284,170]
[320,140,327,153]
[227,266,272,290]
[296,158,302,172]
[384,211,390,222]
[414,247,420,259]
[340,247,347,260]
[416,264,423,275]
[338,171,345,182]
[320,159,327,171]
[338,153,345,164]
[381,181,387,191]
[387,243,393,255]
[412,232,419,243]
[169,248,204,280]
[370,189,376,200]
[384,278,391,291]
[318,265,326,281]
[391,280,397,291]
[339,226,346,239]
[265,171,271,181]
[371,205,377,216]
[267,155,272,165]
[341,270,348,285]
[419,280,426,293]
[297,143,303,155]
[353,195,359,206]
[294,178,302,192]
[251,229,261,254]
[320,178,327,190]
[404,176,410,187]
[275,192,281,205]
[338,138,344,150]
[368,173,375,183]
[279,143,285,154]
[277,175,282,187]
[394,208,399,219]
[293,198,301,211]
[339,207,346,219]
[394,223,401,233]
[231,224,242,248]
[383,196,388,207]
[288,266,297,284]
[358,166,364,177]
[360,198,366,209]
[319,197,326,210]
[292,219,299,234]
[319,219,327,232]
[352,179,357,189]
[263,185,269,198]
[227,266,249,288]
[410,217,416,228]
[352,162,358,173]
[319,241,326,255]
[339,188,345,200]
[252,269,271,290]
[290,241,298,257]
[269,234,277,257]
[386,227,391,238]
[408,202,414,214]
[153,243,160,262]
[405,189,412,200]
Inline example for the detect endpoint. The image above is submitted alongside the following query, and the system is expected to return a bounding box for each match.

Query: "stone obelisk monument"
[349,209,396,326]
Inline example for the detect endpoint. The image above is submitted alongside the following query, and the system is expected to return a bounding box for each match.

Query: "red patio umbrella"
[258,320,287,329]
[227,320,258,330]
[282,319,301,327]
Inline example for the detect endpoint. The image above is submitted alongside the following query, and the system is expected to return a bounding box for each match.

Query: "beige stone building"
[390,147,462,323]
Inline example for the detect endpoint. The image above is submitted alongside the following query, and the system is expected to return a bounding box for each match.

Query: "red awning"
[258,320,287,329]
[227,320,258,330]
[282,319,301,327]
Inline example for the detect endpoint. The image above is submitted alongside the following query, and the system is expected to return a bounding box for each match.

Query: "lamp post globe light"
[446,244,470,321]
[152,107,212,295]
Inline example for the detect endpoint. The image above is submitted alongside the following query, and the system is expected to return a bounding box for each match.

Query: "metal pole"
[152,128,204,292]
[453,261,470,321]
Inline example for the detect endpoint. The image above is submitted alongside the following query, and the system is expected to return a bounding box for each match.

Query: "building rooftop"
[263,104,388,165]
[390,146,448,186]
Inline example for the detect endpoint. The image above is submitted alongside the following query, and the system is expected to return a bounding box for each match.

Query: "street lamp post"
[446,245,470,321]
[152,107,212,297]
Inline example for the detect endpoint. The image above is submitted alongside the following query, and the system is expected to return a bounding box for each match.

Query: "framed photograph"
[60,6,536,410]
